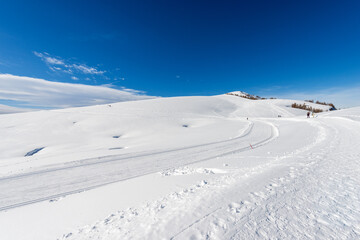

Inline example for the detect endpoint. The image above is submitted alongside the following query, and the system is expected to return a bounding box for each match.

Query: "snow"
[0,94,359,239]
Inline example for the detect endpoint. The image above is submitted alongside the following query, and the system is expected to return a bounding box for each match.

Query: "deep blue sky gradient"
[1,0,360,98]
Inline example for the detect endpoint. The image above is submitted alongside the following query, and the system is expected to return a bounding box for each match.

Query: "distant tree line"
[291,103,323,113]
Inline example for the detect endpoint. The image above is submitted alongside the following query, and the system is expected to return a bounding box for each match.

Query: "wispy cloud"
[33,51,106,76]
[33,52,65,65]
[72,64,105,75]
[0,74,154,109]
[0,103,32,114]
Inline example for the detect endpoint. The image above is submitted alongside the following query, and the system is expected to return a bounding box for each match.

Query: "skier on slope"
[307,112,310,118]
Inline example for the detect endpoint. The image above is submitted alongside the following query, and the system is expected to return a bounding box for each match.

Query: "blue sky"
[1,0,360,108]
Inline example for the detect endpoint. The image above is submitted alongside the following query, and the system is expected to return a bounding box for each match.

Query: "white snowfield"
[0,95,359,240]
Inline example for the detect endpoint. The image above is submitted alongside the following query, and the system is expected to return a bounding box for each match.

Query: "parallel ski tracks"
[0,121,254,182]
[0,120,278,212]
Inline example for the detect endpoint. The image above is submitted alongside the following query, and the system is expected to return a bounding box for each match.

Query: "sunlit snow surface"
[0,95,359,239]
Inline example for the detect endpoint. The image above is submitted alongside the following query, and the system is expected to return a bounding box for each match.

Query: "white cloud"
[0,74,154,108]
[0,104,32,114]
[72,64,105,75]
[101,83,116,88]
[33,52,65,65]
[71,76,79,80]
[34,52,105,76]
[50,66,63,71]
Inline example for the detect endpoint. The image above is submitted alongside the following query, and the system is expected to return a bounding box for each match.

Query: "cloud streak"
[33,52,105,76]
[72,64,105,75]
[0,74,154,109]
[33,52,64,65]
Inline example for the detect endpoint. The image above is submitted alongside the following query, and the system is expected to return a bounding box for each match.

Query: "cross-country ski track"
[0,120,276,212]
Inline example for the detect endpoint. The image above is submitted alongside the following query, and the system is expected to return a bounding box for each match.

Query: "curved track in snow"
[0,120,278,212]
[59,117,341,240]
[82,117,358,240]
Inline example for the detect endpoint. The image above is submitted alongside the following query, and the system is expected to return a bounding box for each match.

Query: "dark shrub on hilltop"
[291,103,323,113]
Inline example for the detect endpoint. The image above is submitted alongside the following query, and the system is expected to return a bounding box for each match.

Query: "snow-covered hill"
[0,94,331,175]
[0,94,359,239]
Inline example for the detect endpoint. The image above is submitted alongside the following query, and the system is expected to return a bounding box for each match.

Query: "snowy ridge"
[227,91,251,98]
[0,95,359,239]
[226,91,263,100]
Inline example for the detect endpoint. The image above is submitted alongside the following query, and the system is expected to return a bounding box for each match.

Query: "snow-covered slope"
[0,94,359,240]
[224,92,332,117]
[0,95,324,175]
[322,105,360,121]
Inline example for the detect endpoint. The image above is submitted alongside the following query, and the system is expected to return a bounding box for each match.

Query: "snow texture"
[0,94,359,240]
